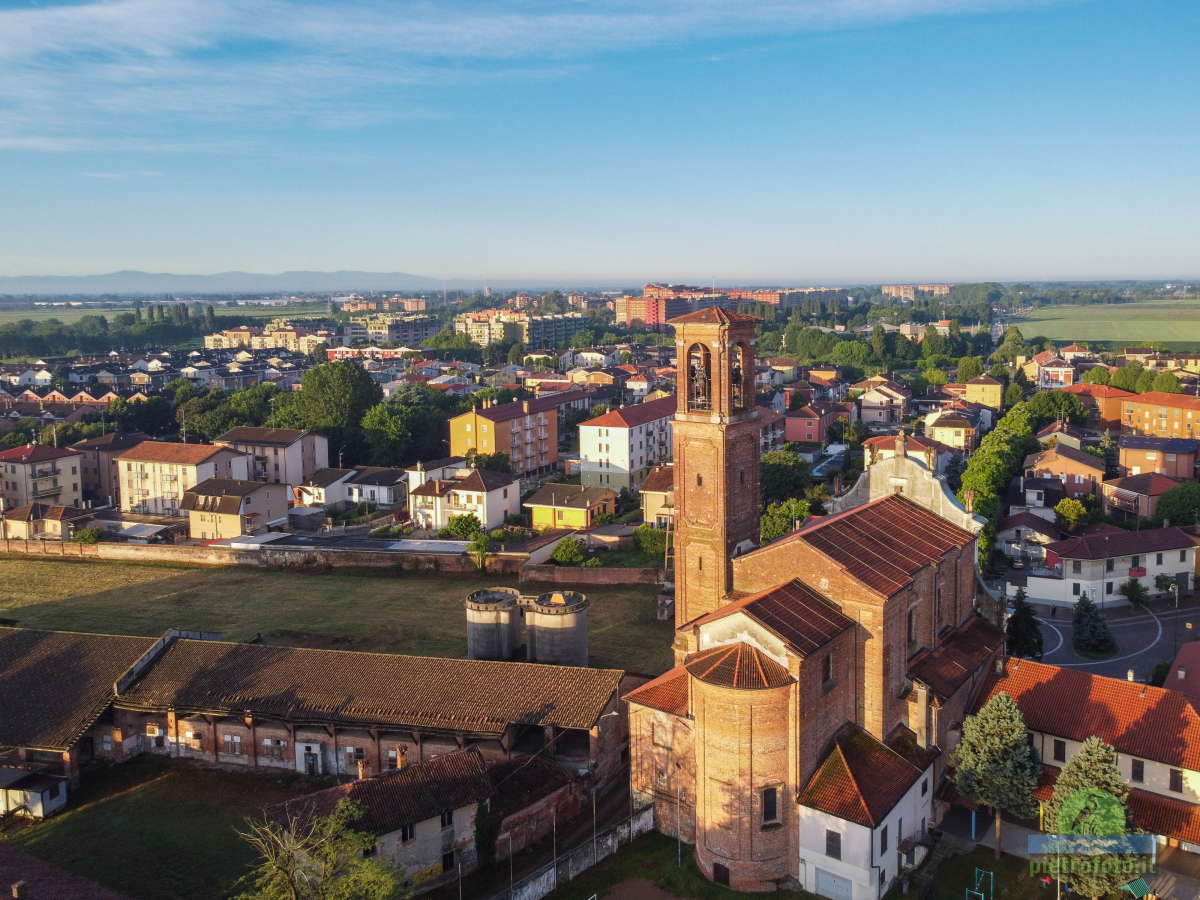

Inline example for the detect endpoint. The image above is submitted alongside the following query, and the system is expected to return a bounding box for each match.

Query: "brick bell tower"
[669,308,762,631]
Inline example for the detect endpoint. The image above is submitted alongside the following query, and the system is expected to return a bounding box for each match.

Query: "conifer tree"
[1005,588,1043,659]
[952,691,1040,858]
[1072,592,1115,655]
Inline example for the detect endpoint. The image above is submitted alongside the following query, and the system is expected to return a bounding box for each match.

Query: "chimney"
[994,656,1006,676]
[356,758,367,781]
[522,400,531,414]
[1127,668,1135,682]
[963,488,976,514]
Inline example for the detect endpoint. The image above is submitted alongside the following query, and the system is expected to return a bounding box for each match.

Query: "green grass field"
[0,557,672,674]
[1012,297,1200,348]
[4,756,330,900]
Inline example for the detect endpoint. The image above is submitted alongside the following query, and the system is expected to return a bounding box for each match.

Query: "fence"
[483,804,655,900]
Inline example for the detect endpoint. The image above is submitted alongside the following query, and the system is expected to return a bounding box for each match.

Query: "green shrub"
[634,524,668,557]
[550,537,587,566]
[73,527,106,544]
[582,557,602,567]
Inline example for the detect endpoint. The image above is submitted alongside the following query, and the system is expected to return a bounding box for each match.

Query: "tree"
[360,402,416,467]
[760,497,810,543]
[294,361,383,432]
[633,523,668,559]
[1110,363,1142,392]
[1081,366,1110,385]
[952,692,1039,858]
[957,355,984,382]
[1054,497,1088,533]
[1118,578,1149,608]
[506,342,526,365]
[1003,382,1025,408]
[1072,592,1116,655]
[1152,371,1183,393]
[759,446,812,506]
[474,800,502,871]
[235,797,401,900]
[467,530,492,570]
[1025,390,1086,428]
[441,513,483,539]
[550,536,587,566]
[1043,737,1133,900]
[1006,588,1043,659]
[1154,481,1200,526]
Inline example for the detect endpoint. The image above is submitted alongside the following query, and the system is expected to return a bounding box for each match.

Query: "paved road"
[1034,599,1200,679]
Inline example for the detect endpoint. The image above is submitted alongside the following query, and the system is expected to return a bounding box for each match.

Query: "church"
[624,309,1004,898]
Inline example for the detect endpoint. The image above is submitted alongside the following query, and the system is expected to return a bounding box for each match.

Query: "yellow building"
[180,478,290,540]
[964,374,1003,409]
[448,396,563,477]
[523,483,617,530]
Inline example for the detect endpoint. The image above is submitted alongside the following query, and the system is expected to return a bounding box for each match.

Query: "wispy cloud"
[0,0,1048,153]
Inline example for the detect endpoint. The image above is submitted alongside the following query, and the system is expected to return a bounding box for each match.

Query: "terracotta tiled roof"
[683,643,792,689]
[214,426,308,446]
[0,628,158,750]
[270,749,495,836]
[471,391,586,423]
[623,666,689,716]
[117,440,239,465]
[2,502,91,522]
[640,464,674,495]
[1169,643,1200,706]
[1104,473,1181,496]
[1045,525,1193,561]
[997,511,1060,537]
[0,444,79,463]
[1126,391,1200,412]
[800,726,927,827]
[907,615,1004,700]
[693,579,853,657]
[70,431,152,452]
[524,483,617,509]
[1023,444,1105,473]
[863,433,951,454]
[667,308,760,326]
[1061,383,1133,400]
[765,494,975,598]
[582,395,675,429]
[116,639,622,736]
[979,658,1200,770]
[967,374,1001,385]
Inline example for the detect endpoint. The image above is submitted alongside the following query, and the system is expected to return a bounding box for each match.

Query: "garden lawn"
[3,757,330,900]
[0,556,672,673]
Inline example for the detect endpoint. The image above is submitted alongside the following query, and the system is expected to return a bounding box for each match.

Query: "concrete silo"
[524,590,589,667]
[465,587,523,661]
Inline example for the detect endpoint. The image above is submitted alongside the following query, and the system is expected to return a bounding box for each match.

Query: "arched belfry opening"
[731,342,752,411]
[687,343,713,412]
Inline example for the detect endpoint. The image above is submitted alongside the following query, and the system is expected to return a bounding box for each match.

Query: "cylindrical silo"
[465,587,523,660]
[525,590,589,667]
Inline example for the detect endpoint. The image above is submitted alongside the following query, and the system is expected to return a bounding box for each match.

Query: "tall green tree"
[951,692,1040,858]
[760,446,812,505]
[1151,371,1183,393]
[1006,588,1043,659]
[1072,592,1116,655]
[760,497,810,542]
[294,361,383,432]
[1154,481,1200,526]
[1054,497,1088,533]
[957,355,985,382]
[1003,381,1025,408]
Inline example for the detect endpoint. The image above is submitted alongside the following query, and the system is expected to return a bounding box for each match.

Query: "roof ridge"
[833,739,875,826]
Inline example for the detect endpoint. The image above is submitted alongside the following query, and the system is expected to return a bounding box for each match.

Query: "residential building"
[453,310,588,347]
[963,374,1003,410]
[1024,526,1195,607]
[0,445,83,510]
[213,426,329,488]
[640,464,674,529]
[346,467,407,508]
[1022,444,1106,497]
[293,467,357,509]
[757,405,786,453]
[449,397,563,478]
[70,431,152,505]
[1035,419,1086,450]
[408,468,519,531]
[613,295,689,330]
[924,408,979,452]
[995,511,1061,562]
[524,484,617,530]
[579,395,675,490]
[1122,392,1200,439]
[0,503,93,540]
[862,432,953,476]
[881,284,917,301]
[1101,473,1181,522]
[857,380,910,425]
[1119,435,1199,478]
[117,441,250,517]
[180,478,289,540]
[1022,350,1077,389]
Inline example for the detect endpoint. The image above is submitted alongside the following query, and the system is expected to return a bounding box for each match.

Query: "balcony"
[1129,566,1147,578]
[30,467,59,479]
[32,485,61,498]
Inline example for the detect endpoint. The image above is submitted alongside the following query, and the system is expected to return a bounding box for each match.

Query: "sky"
[2,0,1198,284]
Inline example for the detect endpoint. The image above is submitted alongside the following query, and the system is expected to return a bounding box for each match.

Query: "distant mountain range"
[0,270,441,296]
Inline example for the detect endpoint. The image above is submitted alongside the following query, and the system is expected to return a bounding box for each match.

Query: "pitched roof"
[1103,473,1181,496]
[760,494,975,598]
[1061,383,1133,400]
[0,444,79,464]
[997,511,1060,537]
[214,426,308,446]
[117,440,239,465]
[694,579,853,657]
[582,395,675,429]
[300,467,356,487]
[70,431,152,452]
[622,666,689,716]
[470,390,586,423]
[347,466,406,486]
[683,643,792,689]
[640,464,674,494]
[907,615,1004,699]
[1169,642,1200,706]
[1023,443,1105,473]
[967,374,1001,385]
[270,749,495,836]
[524,483,617,509]
[2,502,91,522]
[405,456,467,473]
[116,639,622,736]
[1119,435,1199,454]
[863,433,952,455]
[979,658,1200,770]
[666,308,760,326]
[800,726,927,827]
[0,627,158,750]
[180,478,270,514]
[455,468,516,492]
[1045,526,1193,561]
[1126,391,1200,412]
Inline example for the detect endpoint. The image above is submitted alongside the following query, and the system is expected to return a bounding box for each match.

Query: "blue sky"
[2,0,1197,283]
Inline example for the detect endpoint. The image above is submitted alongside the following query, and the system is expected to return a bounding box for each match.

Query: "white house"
[408,467,519,531]
[345,466,408,508]
[116,441,250,517]
[797,727,935,900]
[294,467,357,509]
[579,395,675,491]
[574,349,615,369]
[1023,526,1195,607]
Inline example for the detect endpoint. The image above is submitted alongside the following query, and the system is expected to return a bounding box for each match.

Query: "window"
[1072,583,1081,596]
[921,779,928,796]
[222,733,243,755]
[1053,739,1066,762]
[1131,760,1144,783]
[696,474,703,487]
[400,823,415,842]
[1157,553,1164,566]
[1132,555,1141,568]
[1106,582,1114,595]
[1106,558,1115,573]
[880,824,888,854]
[442,850,455,872]
[761,787,779,826]
[825,830,841,860]
[1170,769,1184,793]
[1183,550,1189,563]
[440,809,454,827]
[907,608,917,647]
[1072,560,1082,575]
[822,654,834,686]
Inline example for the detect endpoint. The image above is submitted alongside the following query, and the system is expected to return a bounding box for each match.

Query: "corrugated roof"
[693,579,852,657]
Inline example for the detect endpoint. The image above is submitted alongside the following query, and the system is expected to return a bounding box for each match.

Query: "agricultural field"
[0,301,330,326]
[1012,297,1200,348]
[0,556,672,674]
